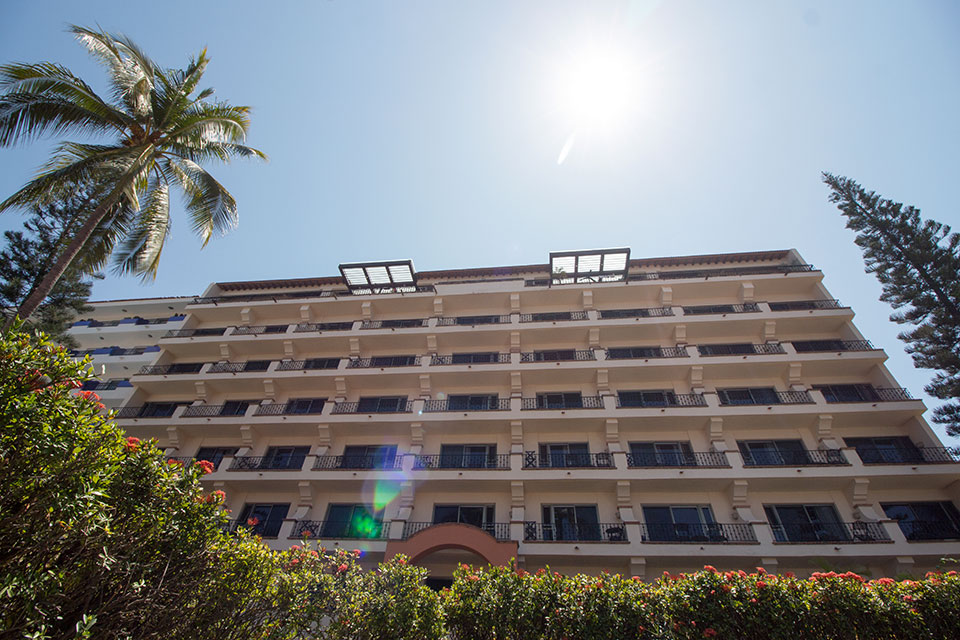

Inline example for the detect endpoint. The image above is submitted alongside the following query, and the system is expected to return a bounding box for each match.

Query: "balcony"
[606,346,689,360]
[892,521,960,541]
[207,360,272,374]
[290,519,388,539]
[413,453,511,470]
[817,386,913,403]
[80,380,126,391]
[422,397,511,412]
[276,358,342,371]
[697,343,785,356]
[682,303,760,315]
[523,451,613,468]
[431,353,511,365]
[347,355,421,368]
[741,449,848,466]
[255,400,326,416]
[792,340,876,353]
[436,314,511,326]
[616,393,707,408]
[313,455,401,470]
[768,299,843,311]
[114,405,179,419]
[717,390,814,406]
[520,349,596,363]
[181,403,251,418]
[521,396,604,410]
[162,327,227,338]
[230,455,306,471]
[226,518,283,538]
[192,289,345,306]
[524,264,815,286]
[360,318,428,329]
[293,321,355,332]
[331,400,414,414]
[523,522,627,542]
[770,521,890,543]
[855,447,960,465]
[597,307,674,320]
[627,451,729,468]
[403,521,511,541]
[519,311,588,323]
[640,523,757,543]
[232,324,289,336]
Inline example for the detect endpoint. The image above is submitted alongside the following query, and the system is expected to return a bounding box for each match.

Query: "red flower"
[247,517,260,526]
[749,598,758,604]
[721,584,731,592]
[290,545,300,551]
[337,563,349,573]
[704,565,717,573]
[738,570,748,578]
[353,549,362,557]
[196,459,215,475]
[396,557,406,565]
[468,575,480,581]
[756,581,767,588]
[167,459,184,467]
[124,437,140,451]
[784,572,795,578]
[704,629,717,637]
[308,550,318,558]
[903,595,914,602]
[948,571,957,576]
[632,576,642,581]
[210,490,226,502]
[756,566,767,575]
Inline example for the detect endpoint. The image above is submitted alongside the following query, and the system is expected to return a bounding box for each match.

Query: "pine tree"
[0,193,100,346]
[823,173,960,436]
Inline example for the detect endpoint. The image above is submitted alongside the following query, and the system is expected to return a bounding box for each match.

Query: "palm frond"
[164,156,237,245]
[166,103,253,144]
[69,25,154,119]
[111,179,170,279]
[153,51,209,130]
[163,141,267,163]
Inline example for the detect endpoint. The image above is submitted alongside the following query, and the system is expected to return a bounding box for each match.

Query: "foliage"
[0,25,265,325]
[823,173,960,435]
[0,190,100,346]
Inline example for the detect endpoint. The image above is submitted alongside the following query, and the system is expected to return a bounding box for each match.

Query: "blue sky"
[1,1,958,440]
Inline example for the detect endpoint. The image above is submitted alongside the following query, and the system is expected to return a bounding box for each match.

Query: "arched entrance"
[385,522,518,584]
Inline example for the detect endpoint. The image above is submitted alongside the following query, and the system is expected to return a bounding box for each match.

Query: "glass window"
[194,446,238,470]
[542,505,600,541]
[322,504,383,538]
[237,503,288,537]
[439,444,496,468]
[881,502,960,540]
[764,504,846,542]
[451,352,499,364]
[341,445,398,469]
[285,398,326,414]
[618,390,676,407]
[642,505,717,541]
[535,392,583,409]
[263,446,309,469]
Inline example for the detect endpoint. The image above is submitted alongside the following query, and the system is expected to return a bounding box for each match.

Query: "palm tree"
[0,25,266,328]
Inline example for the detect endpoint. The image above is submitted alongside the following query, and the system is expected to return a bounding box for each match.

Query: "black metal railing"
[598,307,675,320]
[821,387,914,403]
[523,522,627,542]
[162,327,227,338]
[293,321,355,332]
[114,406,179,419]
[331,401,414,414]
[136,364,203,375]
[768,299,843,311]
[893,521,960,541]
[741,449,849,466]
[792,340,876,353]
[232,325,289,336]
[254,402,326,416]
[640,522,757,543]
[107,347,150,356]
[523,451,613,468]
[430,353,511,365]
[290,519,388,539]
[719,390,814,406]
[436,315,511,326]
[347,356,421,368]
[606,346,689,359]
[181,404,251,418]
[521,396,604,410]
[192,289,347,306]
[854,446,960,465]
[403,521,511,541]
[276,358,342,371]
[697,343,785,356]
[520,350,596,363]
[313,455,401,470]
[519,311,589,323]
[414,453,511,469]
[207,361,272,374]
[627,451,729,467]
[227,518,284,538]
[348,285,436,296]
[360,319,429,329]
[770,521,890,543]
[422,398,511,412]
[79,380,121,391]
[524,264,816,287]
[617,394,708,408]
[682,303,761,315]
[230,455,307,471]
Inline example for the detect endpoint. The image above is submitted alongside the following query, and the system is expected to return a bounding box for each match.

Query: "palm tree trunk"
[3,197,117,332]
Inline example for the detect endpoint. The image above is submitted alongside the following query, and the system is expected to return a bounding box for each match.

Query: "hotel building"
[94,248,960,581]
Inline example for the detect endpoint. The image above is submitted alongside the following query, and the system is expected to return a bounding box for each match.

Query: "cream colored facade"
[109,248,960,580]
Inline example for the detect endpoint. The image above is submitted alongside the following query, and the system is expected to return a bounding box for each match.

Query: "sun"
[554,45,639,135]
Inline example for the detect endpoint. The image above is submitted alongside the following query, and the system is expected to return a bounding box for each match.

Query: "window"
[356,396,408,413]
[454,315,501,325]
[717,388,780,406]
[370,355,418,367]
[237,503,288,537]
[814,384,880,403]
[764,504,846,542]
[379,319,424,329]
[341,445,398,469]
[618,390,676,408]
[792,340,848,353]
[166,362,205,374]
[219,401,250,416]
[845,437,922,464]
[447,394,499,411]
[642,506,718,542]
[303,358,340,370]
[322,504,384,538]
[683,304,740,315]
[607,346,663,359]
[542,505,601,540]
[193,327,226,336]
[535,392,583,409]
[263,324,287,334]
[285,398,326,414]
[139,402,179,417]
[738,440,809,466]
[451,352,500,364]
[881,502,960,541]
[538,443,591,468]
[531,349,577,362]
[439,444,497,468]
[242,360,271,372]
[697,344,756,356]
[263,446,310,470]
[630,442,693,466]
[433,504,495,533]
[529,312,571,322]
[194,446,238,470]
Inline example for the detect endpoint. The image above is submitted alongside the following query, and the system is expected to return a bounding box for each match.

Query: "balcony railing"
[821,387,913,403]
[403,521,511,541]
[741,449,849,466]
[207,361,272,374]
[627,451,730,468]
[79,380,122,391]
[524,264,815,287]
[519,311,589,323]
[682,303,761,315]
[276,358,342,371]
[422,398,511,412]
[616,394,708,408]
[719,390,814,406]
[430,353,511,365]
[254,402,326,416]
[232,324,289,336]
[697,343,786,356]
[770,521,890,543]
[606,346,689,359]
[230,455,306,471]
[413,453,511,469]
[523,522,627,542]
[520,350,596,363]
[114,406,178,419]
[290,519,388,539]
[436,315,511,326]
[855,447,960,465]
[768,299,843,311]
[792,340,876,353]
[162,327,227,338]
[192,289,347,306]
[181,404,251,418]
[597,307,674,320]
[226,518,284,538]
[360,319,429,329]
[331,401,414,414]
[137,363,207,375]
[893,521,960,541]
[293,321,355,332]
[523,451,613,468]
[640,523,757,543]
[313,455,401,470]
[347,356,421,368]
[521,396,604,410]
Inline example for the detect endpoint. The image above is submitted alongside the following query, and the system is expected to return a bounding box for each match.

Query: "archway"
[384,522,518,576]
